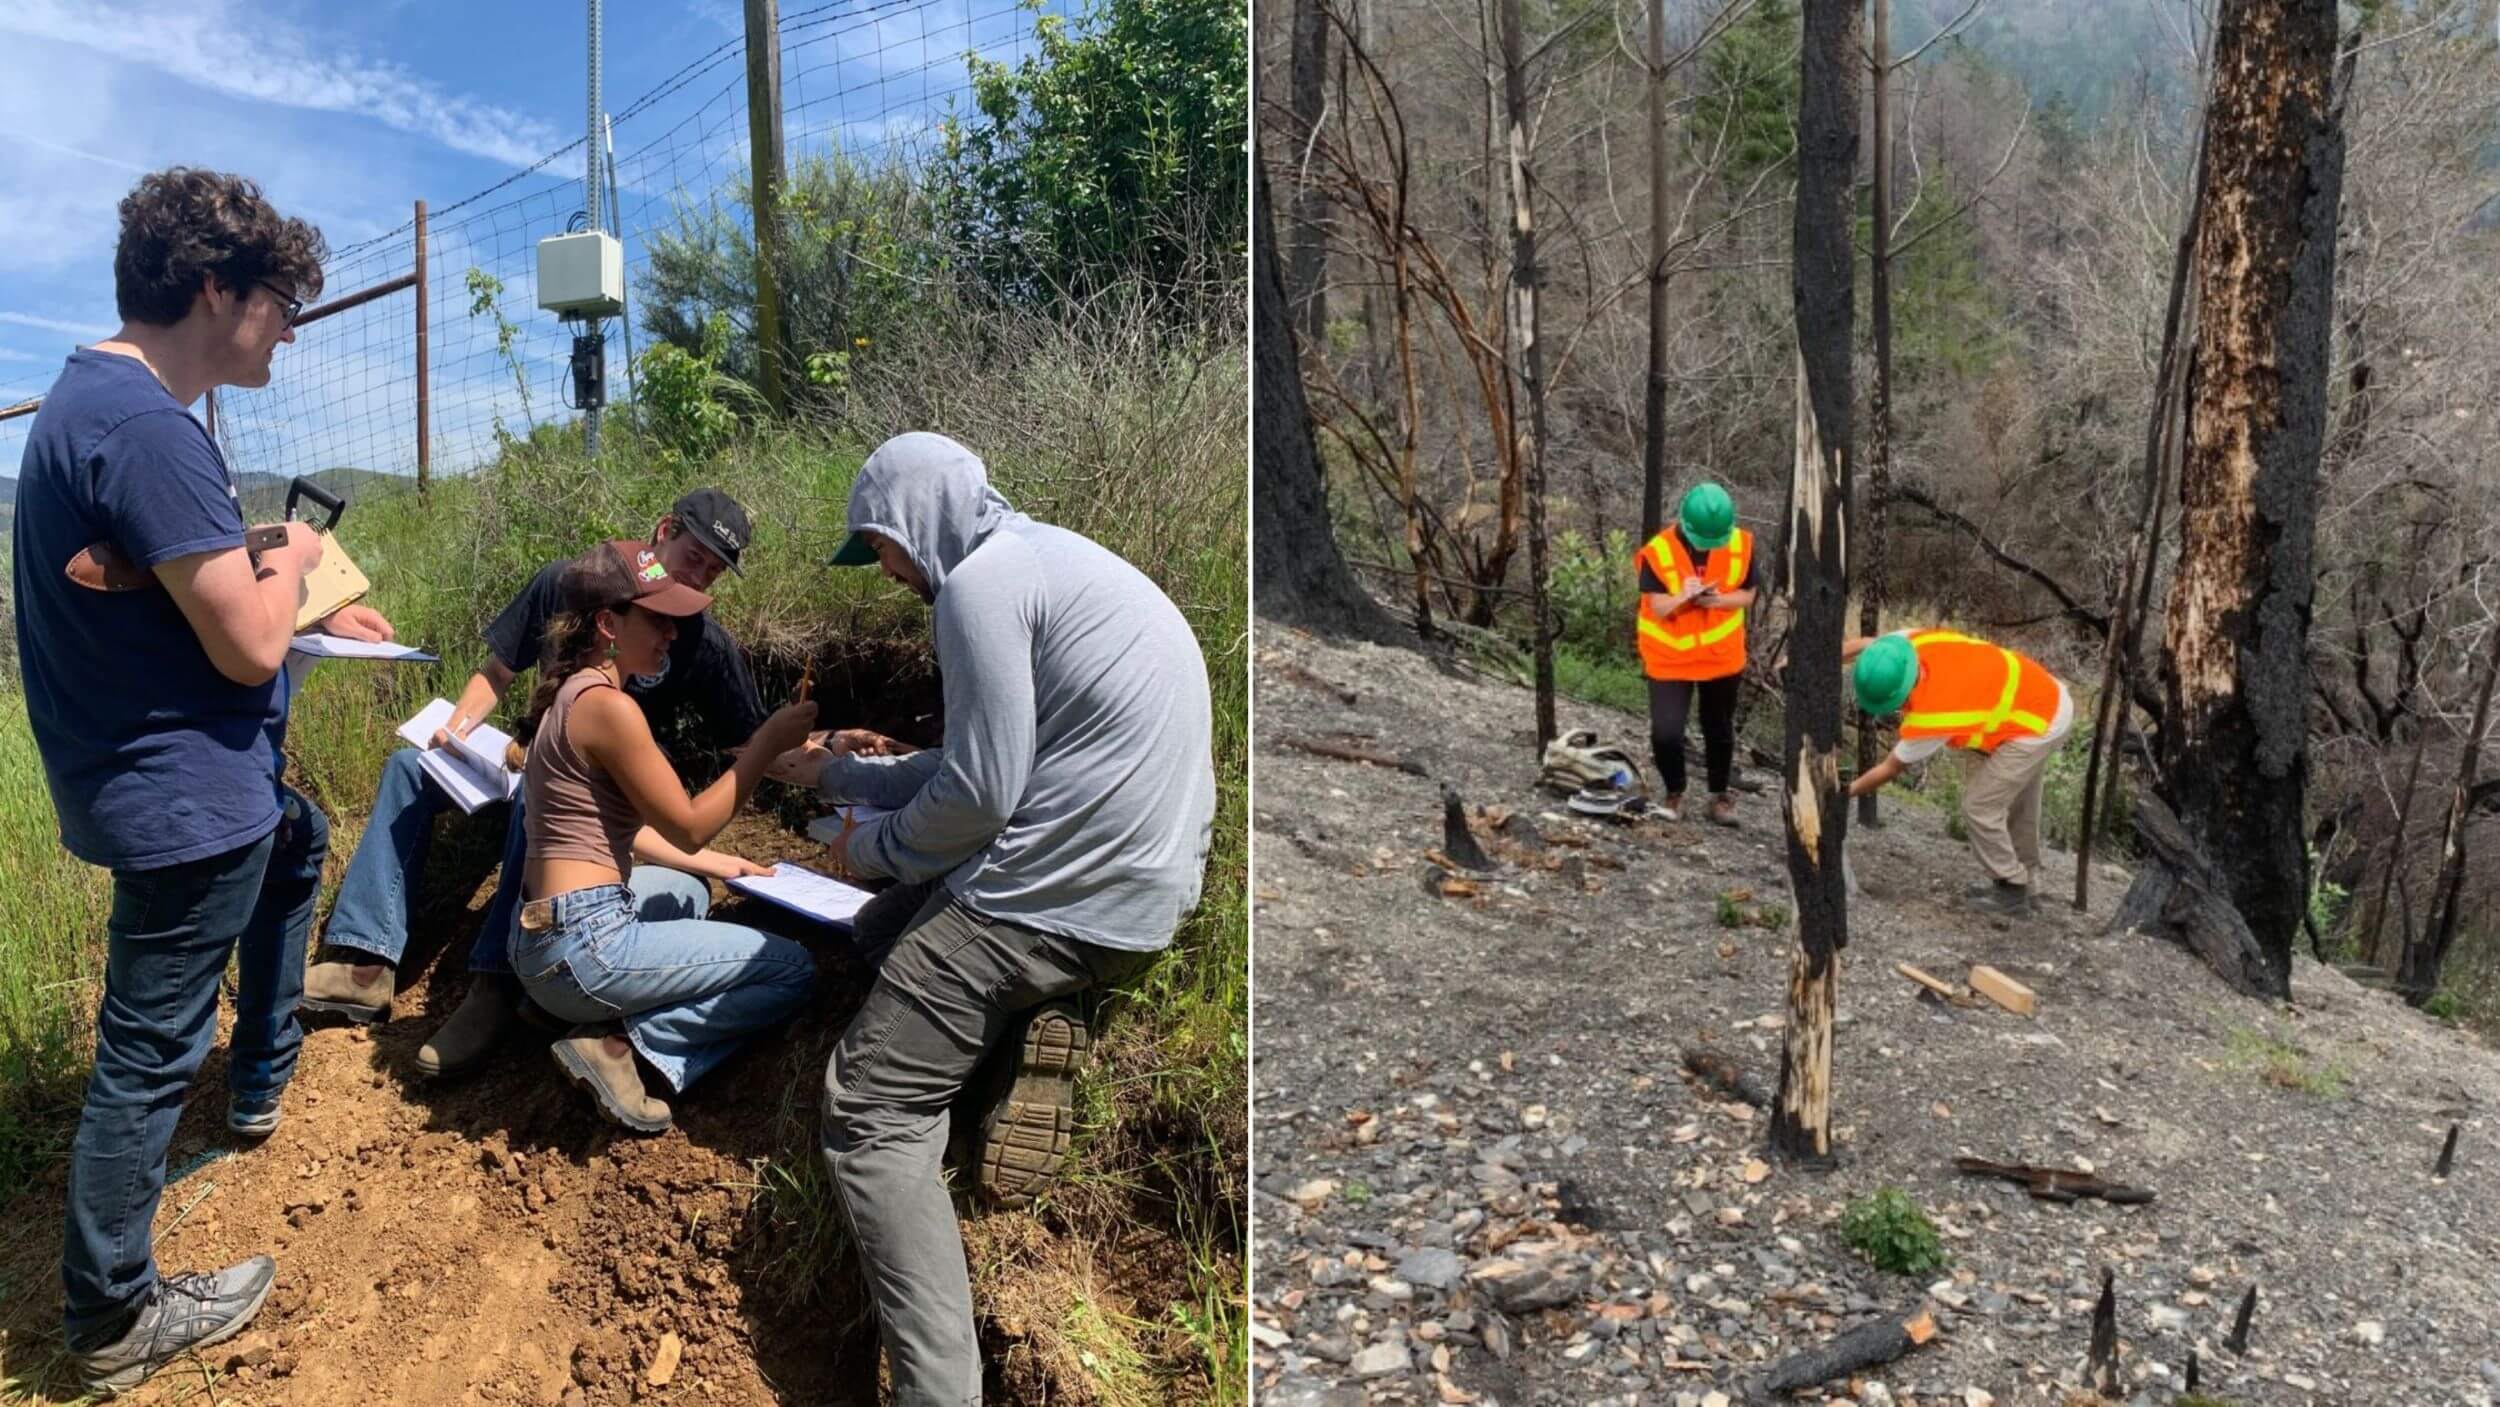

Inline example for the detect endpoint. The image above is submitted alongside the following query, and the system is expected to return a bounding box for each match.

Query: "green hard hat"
[1679,481,1736,550]
[1853,634,1918,717]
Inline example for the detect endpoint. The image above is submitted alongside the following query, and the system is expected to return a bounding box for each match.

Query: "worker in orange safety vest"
[1635,482,1757,825]
[1844,629,2076,914]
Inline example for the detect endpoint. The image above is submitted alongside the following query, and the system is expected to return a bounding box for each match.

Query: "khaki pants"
[1960,724,2068,886]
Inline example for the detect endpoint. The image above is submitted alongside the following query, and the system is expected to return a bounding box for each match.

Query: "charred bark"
[1856,0,1894,828]
[1253,160,1393,640]
[1286,0,1331,344]
[2110,795,2278,997]
[1769,0,1858,1165]
[2137,0,2343,1000]
[1498,0,1557,749]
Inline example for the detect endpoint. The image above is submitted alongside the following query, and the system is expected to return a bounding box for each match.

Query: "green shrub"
[1838,1186,1949,1275]
[1549,528,1637,660]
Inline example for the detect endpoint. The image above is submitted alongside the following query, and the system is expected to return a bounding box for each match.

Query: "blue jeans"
[323,747,526,975]
[512,866,815,1093]
[62,786,327,1347]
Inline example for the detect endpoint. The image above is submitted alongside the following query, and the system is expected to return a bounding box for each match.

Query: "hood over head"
[827,432,1022,597]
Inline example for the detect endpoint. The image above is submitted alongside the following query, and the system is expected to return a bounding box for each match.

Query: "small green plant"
[2223,1025,2349,1099]
[464,267,535,439]
[1838,1186,1949,1275]
[2423,990,2463,1024]
[1755,902,1791,931]
[1342,1180,1373,1207]
[636,311,754,465]
[1716,891,1747,928]
[2176,1396,2251,1407]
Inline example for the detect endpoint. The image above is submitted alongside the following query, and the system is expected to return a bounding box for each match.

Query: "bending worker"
[1635,482,1756,825]
[1845,629,2074,914]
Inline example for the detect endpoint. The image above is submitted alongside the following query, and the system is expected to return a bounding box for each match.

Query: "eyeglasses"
[255,280,304,327]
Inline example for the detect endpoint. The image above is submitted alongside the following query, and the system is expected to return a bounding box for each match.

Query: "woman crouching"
[512,541,819,1133]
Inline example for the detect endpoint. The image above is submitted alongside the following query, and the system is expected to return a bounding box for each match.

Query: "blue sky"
[0,0,1051,476]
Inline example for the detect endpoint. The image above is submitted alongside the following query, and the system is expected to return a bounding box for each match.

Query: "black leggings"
[1649,674,1740,795]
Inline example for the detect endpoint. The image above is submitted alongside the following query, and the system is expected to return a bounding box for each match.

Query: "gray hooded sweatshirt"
[819,433,1217,952]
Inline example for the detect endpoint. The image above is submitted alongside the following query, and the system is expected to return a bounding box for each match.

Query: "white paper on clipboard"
[726,864,874,929]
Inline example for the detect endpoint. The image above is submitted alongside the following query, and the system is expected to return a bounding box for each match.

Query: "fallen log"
[1754,1307,1937,1395]
[1273,733,1428,776]
[1680,1047,1769,1108]
[1952,1156,2155,1206]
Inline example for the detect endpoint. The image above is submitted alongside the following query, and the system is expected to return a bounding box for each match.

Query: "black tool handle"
[285,477,347,532]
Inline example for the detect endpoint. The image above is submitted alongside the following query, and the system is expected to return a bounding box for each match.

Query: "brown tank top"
[524,670,641,880]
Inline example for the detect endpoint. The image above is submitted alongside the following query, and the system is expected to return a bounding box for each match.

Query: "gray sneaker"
[75,1255,277,1396]
[978,1002,1089,1204]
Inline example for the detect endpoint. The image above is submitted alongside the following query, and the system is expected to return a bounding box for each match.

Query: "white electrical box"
[536,231,624,317]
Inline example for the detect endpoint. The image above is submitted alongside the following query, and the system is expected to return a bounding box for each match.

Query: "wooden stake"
[1895,962,1961,1001]
[1755,1308,1935,1395]
[1442,786,1493,871]
[2435,1122,2458,1178]
[1967,964,2036,1016]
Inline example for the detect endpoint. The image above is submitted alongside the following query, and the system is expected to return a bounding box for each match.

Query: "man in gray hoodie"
[780,432,1215,1404]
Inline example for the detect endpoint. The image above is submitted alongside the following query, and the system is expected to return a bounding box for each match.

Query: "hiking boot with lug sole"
[551,1028,672,1135]
[416,979,523,1079]
[299,959,394,1024]
[75,1255,276,1397]
[979,1001,1089,1204]
[226,1094,282,1140]
[1967,880,2035,915]
[1707,793,1739,828]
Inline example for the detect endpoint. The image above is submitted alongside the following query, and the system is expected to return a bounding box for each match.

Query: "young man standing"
[298,489,770,1077]
[10,168,394,1393]
[773,432,1216,1405]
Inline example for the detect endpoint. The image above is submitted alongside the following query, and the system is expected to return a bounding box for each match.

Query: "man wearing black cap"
[302,490,770,1075]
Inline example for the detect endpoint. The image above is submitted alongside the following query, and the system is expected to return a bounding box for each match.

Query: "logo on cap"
[711,519,743,551]
[635,548,669,582]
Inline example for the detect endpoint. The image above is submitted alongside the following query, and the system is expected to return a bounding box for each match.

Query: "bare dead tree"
[2399,598,2500,1003]
[1770,0,1858,1165]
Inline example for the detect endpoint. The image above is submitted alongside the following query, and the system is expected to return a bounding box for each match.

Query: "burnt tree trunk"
[2364,727,2430,967]
[1287,0,1332,344]
[1253,160,1391,640]
[1769,0,1858,1164]
[2398,625,2500,1003]
[1855,0,1892,827]
[2130,0,2343,1000]
[1638,0,1672,542]
[1499,0,1558,749]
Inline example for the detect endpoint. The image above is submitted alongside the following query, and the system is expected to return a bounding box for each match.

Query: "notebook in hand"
[726,864,873,929]
[398,699,523,814]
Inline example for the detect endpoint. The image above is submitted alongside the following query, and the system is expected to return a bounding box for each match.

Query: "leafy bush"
[1838,1186,1949,1275]
[634,311,752,466]
[1549,529,1637,660]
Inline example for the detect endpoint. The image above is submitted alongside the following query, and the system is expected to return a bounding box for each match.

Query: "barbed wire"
[1,0,1056,493]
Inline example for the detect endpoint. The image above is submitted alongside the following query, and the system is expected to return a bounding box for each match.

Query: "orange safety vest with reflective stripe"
[1635,527,1751,681]
[1896,630,2065,753]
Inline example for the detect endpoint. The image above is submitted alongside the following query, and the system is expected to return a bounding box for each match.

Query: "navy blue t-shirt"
[10,350,286,871]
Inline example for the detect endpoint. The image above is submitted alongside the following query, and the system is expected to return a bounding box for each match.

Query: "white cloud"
[0,312,110,339]
[0,0,565,169]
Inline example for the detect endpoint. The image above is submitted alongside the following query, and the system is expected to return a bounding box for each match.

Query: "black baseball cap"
[670,487,750,575]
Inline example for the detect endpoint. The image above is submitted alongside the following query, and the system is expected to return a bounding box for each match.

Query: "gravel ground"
[1250,624,2500,1407]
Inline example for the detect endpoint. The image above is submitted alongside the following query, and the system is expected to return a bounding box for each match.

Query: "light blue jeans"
[511,866,815,1093]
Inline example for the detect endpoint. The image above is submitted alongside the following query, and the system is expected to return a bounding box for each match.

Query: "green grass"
[2223,1024,2350,1099]
[0,300,1247,1396]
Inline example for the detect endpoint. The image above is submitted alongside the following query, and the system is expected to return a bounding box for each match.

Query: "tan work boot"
[978,1001,1089,1205]
[1707,792,1739,828]
[414,979,522,1079]
[1659,792,1685,823]
[551,1029,672,1135]
[301,959,394,1023]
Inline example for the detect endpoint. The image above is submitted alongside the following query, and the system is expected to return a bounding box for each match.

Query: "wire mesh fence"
[0,0,1054,492]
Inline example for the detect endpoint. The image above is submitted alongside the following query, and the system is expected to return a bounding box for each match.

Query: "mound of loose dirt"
[0,811,1209,1406]
[1250,624,2500,1407]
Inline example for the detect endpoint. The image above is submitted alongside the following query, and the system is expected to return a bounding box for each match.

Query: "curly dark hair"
[114,168,328,326]
[518,547,643,744]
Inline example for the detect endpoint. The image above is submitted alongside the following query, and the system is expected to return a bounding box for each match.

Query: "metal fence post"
[415,198,431,495]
